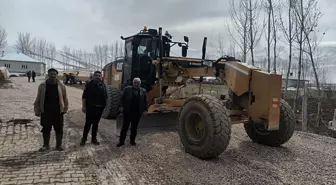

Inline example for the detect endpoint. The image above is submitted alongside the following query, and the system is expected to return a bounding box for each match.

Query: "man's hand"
[143,111,148,115]
[82,107,86,113]
[35,112,41,117]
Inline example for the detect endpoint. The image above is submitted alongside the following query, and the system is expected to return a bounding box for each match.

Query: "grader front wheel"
[178,94,231,159]
[244,99,296,146]
[101,86,121,119]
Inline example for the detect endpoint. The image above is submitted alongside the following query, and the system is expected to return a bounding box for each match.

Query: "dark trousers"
[82,106,105,141]
[32,76,35,82]
[40,113,64,147]
[119,113,141,143]
[28,76,31,82]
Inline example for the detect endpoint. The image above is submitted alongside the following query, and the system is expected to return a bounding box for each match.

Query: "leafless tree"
[227,0,250,63]
[15,32,34,55]
[247,0,265,66]
[110,43,115,61]
[300,1,323,132]
[291,0,305,114]
[264,0,280,73]
[271,1,279,74]
[208,33,226,58]
[71,49,81,69]
[47,43,56,68]
[114,42,119,59]
[291,0,324,132]
[63,46,71,71]
[99,45,104,70]
[30,39,37,58]
[36,38,47,64]
[118,41,124,57]
[0,26,7,50]
[93,45,101,71]
[102,44,109,66]
[265,0,273,72]
[228,40,237,57]
[279,0,298,97]
[210,33,227,58]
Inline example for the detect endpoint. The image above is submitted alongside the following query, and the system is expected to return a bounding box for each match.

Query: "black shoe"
[91,140,100,145]
[38,146,50,152]
[80,139,86,146]
[56,146,64,151]
[130,141,136,146]
[116,142,124,147]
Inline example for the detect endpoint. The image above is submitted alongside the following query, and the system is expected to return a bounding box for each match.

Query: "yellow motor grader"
[103,26,296,159]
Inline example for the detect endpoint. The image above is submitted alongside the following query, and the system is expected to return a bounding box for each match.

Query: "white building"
[0,51,46,76]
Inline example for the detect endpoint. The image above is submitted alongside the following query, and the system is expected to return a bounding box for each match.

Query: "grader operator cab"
[104,26,296,159]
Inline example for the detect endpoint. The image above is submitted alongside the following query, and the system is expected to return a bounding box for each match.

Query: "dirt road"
[1,77,336,185]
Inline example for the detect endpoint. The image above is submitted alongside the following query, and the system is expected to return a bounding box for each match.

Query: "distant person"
[89,72,93,80]
[27,70,31,82]
[116,77,148,147]
[34,68,69,151]
[80,71,107,146]
[32,70,36,82]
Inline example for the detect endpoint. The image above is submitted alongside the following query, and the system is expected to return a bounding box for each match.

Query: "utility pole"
[302,81,308,132]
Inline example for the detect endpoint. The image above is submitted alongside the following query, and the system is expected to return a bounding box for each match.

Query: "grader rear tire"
[244,99,295,146]
[178,94,231,159]
[101,86,121,119]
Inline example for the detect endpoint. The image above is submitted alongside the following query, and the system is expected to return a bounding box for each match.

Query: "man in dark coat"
[32,70,36,82]
[34,68,69,151]
[80,71,107,146]
[27,70,31,82]
[116,77,148,147]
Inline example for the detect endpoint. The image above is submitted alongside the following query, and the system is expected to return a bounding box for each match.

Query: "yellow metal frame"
[148,99,185,113]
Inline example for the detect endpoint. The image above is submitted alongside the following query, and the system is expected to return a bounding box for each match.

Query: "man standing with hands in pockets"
[117,77,148,147]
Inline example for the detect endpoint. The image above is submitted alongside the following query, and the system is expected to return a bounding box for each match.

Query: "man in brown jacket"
[34,68,69,151]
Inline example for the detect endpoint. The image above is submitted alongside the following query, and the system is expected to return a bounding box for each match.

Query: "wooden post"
[302,82,308,132]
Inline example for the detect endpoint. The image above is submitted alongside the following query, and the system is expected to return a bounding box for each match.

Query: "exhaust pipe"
[202,37,207,60]
[199,37,207,82]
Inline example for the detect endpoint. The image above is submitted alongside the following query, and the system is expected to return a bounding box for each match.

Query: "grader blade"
[115,112,178,136]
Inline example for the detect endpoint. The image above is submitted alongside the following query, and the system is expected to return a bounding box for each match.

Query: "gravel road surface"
[1,77,335,185]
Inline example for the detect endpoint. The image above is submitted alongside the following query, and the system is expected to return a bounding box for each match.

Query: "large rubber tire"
[244,99,295,146]
[178,94,231,159]
[101,86,121,119]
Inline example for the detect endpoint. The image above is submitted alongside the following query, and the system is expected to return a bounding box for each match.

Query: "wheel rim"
[253,122,271,136]
[185,112,205,144]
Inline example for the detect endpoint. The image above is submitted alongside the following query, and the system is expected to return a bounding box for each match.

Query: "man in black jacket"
[80,71,107,146]
[32,70,36,82]
[117,77,148,147]
[27,70,31,82]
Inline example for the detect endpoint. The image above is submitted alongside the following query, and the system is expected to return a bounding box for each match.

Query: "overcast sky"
[1,0,336,55]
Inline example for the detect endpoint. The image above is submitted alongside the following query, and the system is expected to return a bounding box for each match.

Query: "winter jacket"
[34,80,69,116]
[121,86,148,115]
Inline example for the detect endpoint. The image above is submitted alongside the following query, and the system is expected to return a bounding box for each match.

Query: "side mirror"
[182,46,188,57]
[184,36,189,43]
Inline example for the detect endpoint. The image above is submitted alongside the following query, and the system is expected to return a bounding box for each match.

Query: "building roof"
[0,52,42,64]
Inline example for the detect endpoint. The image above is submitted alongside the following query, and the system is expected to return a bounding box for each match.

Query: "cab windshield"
[136,37,156,56]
